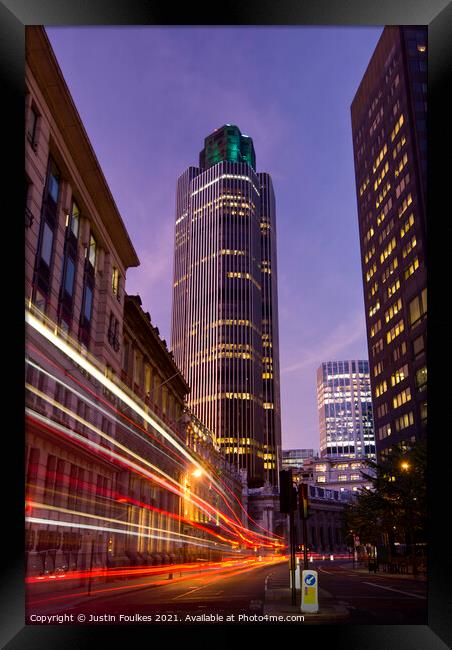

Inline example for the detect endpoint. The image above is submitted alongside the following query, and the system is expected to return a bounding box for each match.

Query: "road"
[26,558,428,625]
[311,559,427,624]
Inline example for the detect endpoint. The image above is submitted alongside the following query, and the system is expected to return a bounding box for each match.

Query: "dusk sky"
[46,26,383,452]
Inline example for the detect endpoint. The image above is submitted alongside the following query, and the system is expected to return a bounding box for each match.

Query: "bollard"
[300,570,319,613]
[330,554,334,561]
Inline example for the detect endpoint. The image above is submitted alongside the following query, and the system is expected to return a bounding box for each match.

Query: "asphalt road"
[312,560,428,624]
[26,558,428,625]
[27,559,285,623]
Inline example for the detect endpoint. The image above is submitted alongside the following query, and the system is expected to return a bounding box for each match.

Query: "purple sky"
[46,26,383,452]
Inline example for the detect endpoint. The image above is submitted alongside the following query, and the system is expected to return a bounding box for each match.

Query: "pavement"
[262,568,349,623]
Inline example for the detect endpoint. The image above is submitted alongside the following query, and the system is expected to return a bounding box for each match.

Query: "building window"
[83,285,93,322]
[27,105,39,149]
[409,289,427,327]
[63,256,76,297]
[415,366,427,391]
[112,267,120,297]
[88,234,97,268]
[69,201,80,238]
[413,334,425,358]
[47,159,60,205]
[40,222,54,266]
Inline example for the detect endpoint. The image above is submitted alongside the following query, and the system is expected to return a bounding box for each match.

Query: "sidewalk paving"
[338,562,428,581]
[263,588,349,623]
[263,573,350,624]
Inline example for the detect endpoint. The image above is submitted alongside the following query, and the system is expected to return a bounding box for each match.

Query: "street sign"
[301,570,318,613]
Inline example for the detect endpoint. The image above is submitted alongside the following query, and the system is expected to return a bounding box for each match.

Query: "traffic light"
[298,482,309,519]
[279,469,297,513]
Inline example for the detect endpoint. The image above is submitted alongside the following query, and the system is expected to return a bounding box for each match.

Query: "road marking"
[172,584,212,599]
[264,572,273,591]
[363,582,427,600]
[319,567,334,575]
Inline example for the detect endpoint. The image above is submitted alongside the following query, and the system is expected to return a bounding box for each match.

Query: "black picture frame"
[2,0,450,647]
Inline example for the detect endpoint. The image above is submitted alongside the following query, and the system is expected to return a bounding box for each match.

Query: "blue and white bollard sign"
[301,570,318,613]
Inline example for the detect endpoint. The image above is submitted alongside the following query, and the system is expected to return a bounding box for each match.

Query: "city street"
[26,558,427,625]
[309,560,427,624]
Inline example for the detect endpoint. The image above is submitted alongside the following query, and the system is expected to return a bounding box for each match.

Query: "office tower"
[351,27,427,459]
[171,124,281,486]
[317,360,375,459]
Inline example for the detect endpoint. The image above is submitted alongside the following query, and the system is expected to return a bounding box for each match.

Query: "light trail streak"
[27,557,284,605]
[26,341,283,543]
[26,409,245,544]
[25,409,278,549]
[25,516,235,553]
[26,401,281,548]
[26,310,207,473]
[26,310,283,547]
[27,500,234,549]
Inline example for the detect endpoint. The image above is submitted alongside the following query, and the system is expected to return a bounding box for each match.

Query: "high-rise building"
[317,360,375,459]
[351,27,427,459]
[171,124,281,487]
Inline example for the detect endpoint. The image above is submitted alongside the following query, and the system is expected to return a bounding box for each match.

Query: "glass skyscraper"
[171,125,281,487]
[351,27,427,459]
[317,360,375,459]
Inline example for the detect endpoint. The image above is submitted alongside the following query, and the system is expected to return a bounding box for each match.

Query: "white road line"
[264,572,273,590]
[363,582,427,600]
[319,567,334,575]
[172,584,210,600]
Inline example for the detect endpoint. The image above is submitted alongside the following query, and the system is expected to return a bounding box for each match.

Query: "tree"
[342,439,427,570]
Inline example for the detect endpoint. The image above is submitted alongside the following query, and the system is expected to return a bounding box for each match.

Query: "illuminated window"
[404,257,419,280]
[88,234,97,268]
[402,235,417,258]
[393,387,411,409]
[391,364,408,386]
[398,193,413,218]
[394,153,408,177]
[369,300,380,317]
[112,267,119,296]
[380,237,397,264]
[387,319,404,344]
[386,278,400,298]
[384,297,403,323]
[395,411,414,431]
[375,380,387,397]
[400,213,415,238]
[381,257,398,283]
[378,423,391,439]
[408,289,427,329]
[390,114,405,141]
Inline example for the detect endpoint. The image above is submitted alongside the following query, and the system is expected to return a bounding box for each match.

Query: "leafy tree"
[342,439,427,569]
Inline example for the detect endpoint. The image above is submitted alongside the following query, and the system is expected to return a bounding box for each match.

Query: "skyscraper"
[171,124,281,487]
[317,360,375,459]
[351,27,427,459]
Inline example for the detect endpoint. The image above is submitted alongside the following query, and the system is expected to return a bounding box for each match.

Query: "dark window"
[41,222,54,266]
[48,160,60,204]
[28,106,38,146]
[64,257,75,296]
[83,285,93,322]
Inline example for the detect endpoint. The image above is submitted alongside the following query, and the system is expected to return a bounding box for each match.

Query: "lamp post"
[400,460,417,576]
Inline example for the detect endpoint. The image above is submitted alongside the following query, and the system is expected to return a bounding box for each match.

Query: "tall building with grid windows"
[317,360,375,459]
[351,27,427,459]
[171,124,281,487]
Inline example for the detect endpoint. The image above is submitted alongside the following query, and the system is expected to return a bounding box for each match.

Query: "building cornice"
[25,26,140,270]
